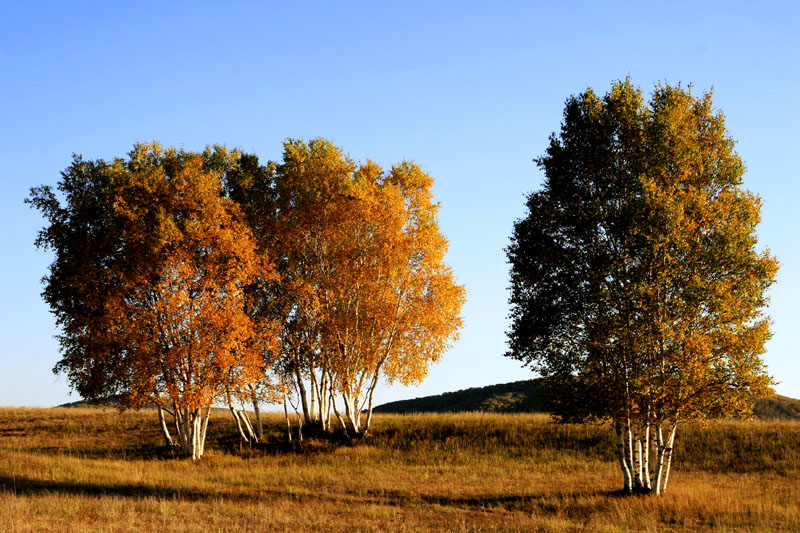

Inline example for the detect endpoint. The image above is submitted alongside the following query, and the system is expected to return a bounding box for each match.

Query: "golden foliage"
[507,80,779,493]
[232,138,465,435]
[29,143,282,456]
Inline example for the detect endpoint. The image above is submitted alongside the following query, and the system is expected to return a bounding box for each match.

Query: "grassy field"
[1,408,798,531]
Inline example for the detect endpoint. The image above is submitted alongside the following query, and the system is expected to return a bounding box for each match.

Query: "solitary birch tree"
[506,80,778,494]
[29,143,279,459]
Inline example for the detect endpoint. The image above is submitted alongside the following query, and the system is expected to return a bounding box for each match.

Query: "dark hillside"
[374,379,800,420]
[373,379,549,414]
[754,395,800,420]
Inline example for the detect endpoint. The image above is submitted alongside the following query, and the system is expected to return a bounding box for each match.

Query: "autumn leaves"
[231,140,466,438]
[505,81,778,493]
[29,139,465,458]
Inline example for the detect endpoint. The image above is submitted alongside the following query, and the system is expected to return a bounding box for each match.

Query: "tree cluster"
[29,139,465,458]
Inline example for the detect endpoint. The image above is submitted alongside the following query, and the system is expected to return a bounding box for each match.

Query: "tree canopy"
[506,79,778,493]
[228,138,466,437]
[28,143,278,458]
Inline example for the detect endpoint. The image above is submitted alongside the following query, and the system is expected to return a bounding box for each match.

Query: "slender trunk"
[650,422,659,487]
[642,421,651,491]
[238,409,257,442]
[250,386,263,441]
[654,424,666,495]
[342,390,354,434]
[295,407,303,442]
[199,407,210,457]
[294,363,311,426]
[634,427,643,490]
[157,405,174,448]
[616,422,633,493]
[325,388,333,431]
[283,393,293,442]
[228,397,250,444]
[361,380,379,438]
[316,371,325,430]
[352,395,360,434]
[343,390,361,436]
[285,387,304,442]
[330,390,350,439]
[310,369,318,423]
[192,412,201,460]
[321,370,333,431]
[626,418,640,491]
[173,403,189,455]
[661,422,678,494]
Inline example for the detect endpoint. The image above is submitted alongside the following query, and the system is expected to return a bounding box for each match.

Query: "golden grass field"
[1,407,798,531]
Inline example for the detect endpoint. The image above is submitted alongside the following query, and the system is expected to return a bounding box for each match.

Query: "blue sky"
[1,1,798,407]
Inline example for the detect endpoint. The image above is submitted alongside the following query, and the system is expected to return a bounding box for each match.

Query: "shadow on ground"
[0,471,625,518]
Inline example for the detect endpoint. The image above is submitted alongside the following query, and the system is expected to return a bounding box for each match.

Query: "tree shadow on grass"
[345,486,631,517]
[0,473,284,504]
[16,431,355,461]
[18,443,180,461]
[0,471,624,512]
[0,472,399,507]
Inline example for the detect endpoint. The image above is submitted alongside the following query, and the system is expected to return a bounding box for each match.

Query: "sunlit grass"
[1,408,798,531]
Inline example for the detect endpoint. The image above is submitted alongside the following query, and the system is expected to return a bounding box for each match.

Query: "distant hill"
[374,379,550,414]
[753,395,800,420]
[58,397,121,408]
[374,379,800,421]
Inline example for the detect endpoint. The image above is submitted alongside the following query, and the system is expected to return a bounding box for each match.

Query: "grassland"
[1,407,798,531]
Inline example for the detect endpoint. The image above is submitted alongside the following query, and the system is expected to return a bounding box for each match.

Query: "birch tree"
[228,138,465,438]
[506,79,778,494]
[29,143,279,459]
[313,159,466,437]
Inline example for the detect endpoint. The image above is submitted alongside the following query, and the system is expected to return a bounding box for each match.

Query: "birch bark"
[250,386,263,441]
[283,393,293,442]
[616,423,633,493]
[661,423,678,494]
[157,405,174,448]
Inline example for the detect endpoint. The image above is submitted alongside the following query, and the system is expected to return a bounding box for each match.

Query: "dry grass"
[1,408,798,531]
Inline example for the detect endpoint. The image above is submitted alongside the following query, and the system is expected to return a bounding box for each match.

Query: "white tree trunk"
[172,405,209,459]
[330,391,350,439]
[654,424,665,495]
[230,402,248,443]
[342,390,358,435]
[325,391,333,431]
[661,423,678,494]
[642,421,651,491]
[310,370,318,423]
[283,393,293,442]
[625,418,640,491]
[285,387,304,442]
[295,406,303,442]
[616,424,633,493]
[228,398,257,445]
[250,386,263,441]
[238,409,257,442]
[361,379,379,437]
[157,404,174,448]
[294,364,312,426]
[653,421,678,494]
[199,407,210,457]
[633,427,643,490]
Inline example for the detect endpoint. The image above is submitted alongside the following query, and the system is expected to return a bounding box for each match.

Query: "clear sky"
[1,1,798,407]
